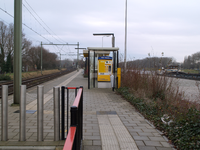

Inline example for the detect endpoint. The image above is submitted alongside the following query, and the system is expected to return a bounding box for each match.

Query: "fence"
[1,84,83,148]
[63,86,83,150]
[1,85,61,141]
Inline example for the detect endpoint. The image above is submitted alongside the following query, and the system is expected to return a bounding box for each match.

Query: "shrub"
[0,74,11,81]
[117,87,200,149]
[118,65,200,149]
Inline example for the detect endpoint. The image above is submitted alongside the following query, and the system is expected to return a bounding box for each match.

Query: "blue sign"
[98,56,112,60]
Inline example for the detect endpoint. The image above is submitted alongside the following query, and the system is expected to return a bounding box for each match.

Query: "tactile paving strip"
[97,114,138,150]
[96,111,117,115]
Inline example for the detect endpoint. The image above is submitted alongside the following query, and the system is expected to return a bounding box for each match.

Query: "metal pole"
[93,51,95,88]
[1,85,8,141]
[53,86,60,141]
[61,86,65,140]
[88,50,90,89]
[41,42,42,75]
[124,0,127,70]
[75,88,77,97]
[80,86,83,140]
[117,51,119,68]
[67,88,69,136]
[14,0,22,104]
[113,52,116,91]
[60,53,61,69]
[37,85,44,141]
[19,85,26,141]
[112,35,115,47]
[77,42,79,71]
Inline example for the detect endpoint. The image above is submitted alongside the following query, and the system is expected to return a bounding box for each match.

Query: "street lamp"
[102,35,110,47]
[93,33,115,47]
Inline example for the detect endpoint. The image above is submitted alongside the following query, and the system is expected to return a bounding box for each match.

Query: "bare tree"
[0,21,8,73]
[0,21,32,73]
[24,46,59,71]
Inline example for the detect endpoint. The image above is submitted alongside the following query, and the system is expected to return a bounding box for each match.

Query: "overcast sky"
[1,0,200,62]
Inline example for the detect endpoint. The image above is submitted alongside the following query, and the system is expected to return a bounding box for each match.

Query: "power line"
[0,7,51,43]
[22,3,58,42]
[0,17,43,44]
[24,0,66,44]
[22,23,51,43]
[0,7,13,18]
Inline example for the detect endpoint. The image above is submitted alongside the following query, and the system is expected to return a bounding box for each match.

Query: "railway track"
[0,69,76,98]
[164,72,200,81]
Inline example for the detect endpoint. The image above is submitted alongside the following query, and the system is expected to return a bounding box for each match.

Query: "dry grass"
[120,66,200,149]
[7,69,66,80]
[121,67,200,118]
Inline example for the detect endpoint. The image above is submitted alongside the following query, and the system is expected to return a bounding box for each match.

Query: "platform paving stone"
[0,69,175,149]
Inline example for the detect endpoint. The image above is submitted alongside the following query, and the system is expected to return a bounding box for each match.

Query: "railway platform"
[0,69,174,150]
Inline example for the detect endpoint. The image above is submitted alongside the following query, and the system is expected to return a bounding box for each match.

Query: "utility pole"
[41,42,42,75]
[124,0,127,70]
[14,0,22,104]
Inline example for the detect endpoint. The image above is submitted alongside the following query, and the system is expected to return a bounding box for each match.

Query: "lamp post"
[101,35,110,47]
[93,33,115,47]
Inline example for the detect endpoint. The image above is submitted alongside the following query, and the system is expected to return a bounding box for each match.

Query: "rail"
[0,69,76,98]
[63,86,83,150]
[165,72,200,80]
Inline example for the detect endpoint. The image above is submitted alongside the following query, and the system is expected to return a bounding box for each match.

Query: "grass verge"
[5,69,66,80]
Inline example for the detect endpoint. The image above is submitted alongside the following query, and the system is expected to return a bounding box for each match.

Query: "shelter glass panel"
[89,50,94,88]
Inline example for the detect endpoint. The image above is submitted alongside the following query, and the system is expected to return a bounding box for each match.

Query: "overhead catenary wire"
[22,2,69,53]
[1,5,77,61]
[22,3,61,43]
[0,17,42,44]
[0,7,51,43]
[24,0,66,44]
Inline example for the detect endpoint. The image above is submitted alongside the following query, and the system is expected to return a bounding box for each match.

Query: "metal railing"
[63,86,83,150]
[1,85,61,142]
[61,86,79,140]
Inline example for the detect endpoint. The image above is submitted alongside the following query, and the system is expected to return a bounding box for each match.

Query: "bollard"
[117,68,121,88]
[19,85,26,141]
[37,85,44,141]
[53,86,60,141]
[1,85,8,141]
